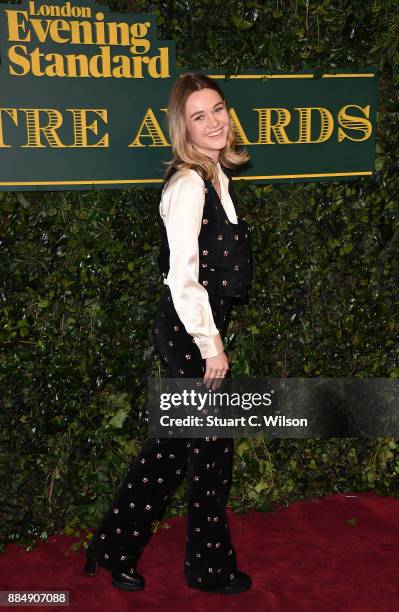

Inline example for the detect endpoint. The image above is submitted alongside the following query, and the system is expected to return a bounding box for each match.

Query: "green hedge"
[1,0,398,552]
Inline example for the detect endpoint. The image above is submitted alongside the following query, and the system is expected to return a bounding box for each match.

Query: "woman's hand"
[204,351,229,390]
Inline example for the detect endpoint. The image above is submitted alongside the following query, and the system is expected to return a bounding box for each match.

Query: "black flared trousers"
[86,284,238,587]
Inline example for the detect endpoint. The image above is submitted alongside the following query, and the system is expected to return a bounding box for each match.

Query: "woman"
[84,72,252,595]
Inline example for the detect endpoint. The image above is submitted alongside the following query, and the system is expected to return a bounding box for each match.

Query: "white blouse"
[159,161,238,359]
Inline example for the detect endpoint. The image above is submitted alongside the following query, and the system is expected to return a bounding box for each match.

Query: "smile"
[208,129,223,137]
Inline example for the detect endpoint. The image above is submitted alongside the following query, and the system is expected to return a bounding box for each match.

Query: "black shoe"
[83,554,115,576]
[84,557,98,577]
[187,570,251,594]
[111,568,145,591]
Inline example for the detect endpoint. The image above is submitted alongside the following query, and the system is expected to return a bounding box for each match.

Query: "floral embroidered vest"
[157,164,252,299]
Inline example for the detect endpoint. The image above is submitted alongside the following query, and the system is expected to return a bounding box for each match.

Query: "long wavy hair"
[163,71,250,185]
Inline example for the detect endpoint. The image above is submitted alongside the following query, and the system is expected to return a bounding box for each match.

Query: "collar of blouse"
[215,161,238,225]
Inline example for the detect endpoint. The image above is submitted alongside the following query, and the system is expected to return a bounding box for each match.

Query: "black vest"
[157,164,252,299]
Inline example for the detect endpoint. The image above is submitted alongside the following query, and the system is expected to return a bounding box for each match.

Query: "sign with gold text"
[0,0,378,191]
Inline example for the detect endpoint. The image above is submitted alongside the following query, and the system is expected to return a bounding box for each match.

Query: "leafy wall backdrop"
[0,0,398,551]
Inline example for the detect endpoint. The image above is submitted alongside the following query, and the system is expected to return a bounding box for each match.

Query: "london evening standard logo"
[2,1,170,78]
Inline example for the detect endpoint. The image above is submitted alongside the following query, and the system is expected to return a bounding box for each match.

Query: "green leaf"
[231,16,253,30]
[237,440,250,457]
[254,480,268,493]
[108,408,129,429]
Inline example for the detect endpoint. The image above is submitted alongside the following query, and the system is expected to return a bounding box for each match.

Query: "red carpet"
[1,491,398,611]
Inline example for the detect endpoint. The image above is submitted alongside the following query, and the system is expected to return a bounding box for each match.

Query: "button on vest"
[157,165,252,298]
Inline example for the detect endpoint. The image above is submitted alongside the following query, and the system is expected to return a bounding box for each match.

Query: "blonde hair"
[163,71,250,185]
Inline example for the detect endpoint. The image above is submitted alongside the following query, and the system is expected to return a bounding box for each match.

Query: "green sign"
[0,1,378,191]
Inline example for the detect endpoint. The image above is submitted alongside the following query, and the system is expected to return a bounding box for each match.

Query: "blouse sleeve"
[160,170,224,359]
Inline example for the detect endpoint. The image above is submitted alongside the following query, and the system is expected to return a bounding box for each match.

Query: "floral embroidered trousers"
[86,284,237,587]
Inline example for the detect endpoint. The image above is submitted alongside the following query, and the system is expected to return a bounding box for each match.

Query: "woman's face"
[184,87,230,162]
